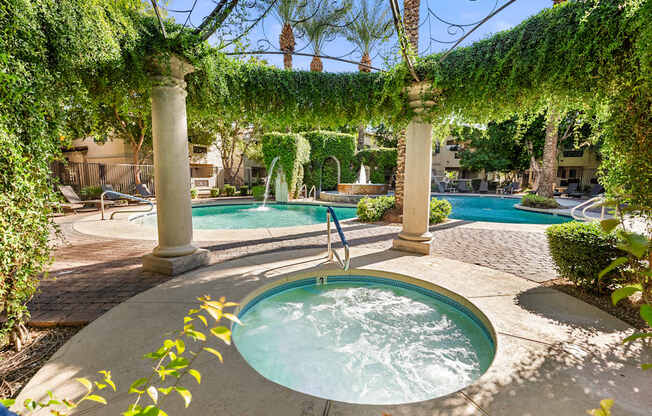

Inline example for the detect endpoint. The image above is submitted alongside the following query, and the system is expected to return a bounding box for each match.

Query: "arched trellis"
[318,155,341,194]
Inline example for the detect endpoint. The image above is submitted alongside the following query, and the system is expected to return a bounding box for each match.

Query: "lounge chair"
[456,181,471,193]
[437,182,447,193]
[510,182,521,194]
[101,184,121,200]
[136,183,155,199]
[478,181,489,193]
[497,182,512,194]
[58,185,114,210]
[564,182,584,198]
[589,184,605,197]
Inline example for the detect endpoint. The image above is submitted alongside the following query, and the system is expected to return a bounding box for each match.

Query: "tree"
[188,114,260,185]
[455,121,533,180]
[298,0,350,72]
[343,0,391,149]
[393,0,420,213]
[273,0,305,69]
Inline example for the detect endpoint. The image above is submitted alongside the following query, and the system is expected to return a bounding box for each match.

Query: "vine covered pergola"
[1,0,650,342]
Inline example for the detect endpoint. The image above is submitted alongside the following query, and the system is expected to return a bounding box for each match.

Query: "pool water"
[233,276,495,405]
[138,203,357,230]
[438,195,570,224]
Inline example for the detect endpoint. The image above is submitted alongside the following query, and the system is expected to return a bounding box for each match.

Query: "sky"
[164,0,552,72]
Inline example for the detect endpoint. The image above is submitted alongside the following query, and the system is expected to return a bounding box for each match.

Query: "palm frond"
[343,0,392,56]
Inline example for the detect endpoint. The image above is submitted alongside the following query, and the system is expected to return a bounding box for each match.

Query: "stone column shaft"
[150,57,196,258]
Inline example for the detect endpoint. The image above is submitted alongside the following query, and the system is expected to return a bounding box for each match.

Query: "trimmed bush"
[190,188,198,199]
[522,194,560,209]
[210,188,219,197]
[430,198,452,224]
[223,184,236,196]
[239,185,249,196]
[546,222,626,291]
[252,185,266,201]
[357,196,395,222]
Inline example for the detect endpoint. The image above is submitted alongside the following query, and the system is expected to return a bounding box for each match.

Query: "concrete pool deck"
[17,246,652,415]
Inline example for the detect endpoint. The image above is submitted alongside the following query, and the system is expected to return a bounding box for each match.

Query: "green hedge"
[262,133,310,198]
[546,222,626,291]
[430,198,452,224]
[357,196,395,222]
[522,194,560,209]
[223,184,236,196]
[210,188,219,197]
[252,185,266,201]
[354,148,397,184]
[303,131,356,191]
[239,185,249,196]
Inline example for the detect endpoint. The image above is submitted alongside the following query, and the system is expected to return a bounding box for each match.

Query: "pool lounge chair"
[589,184,605,197]
[478,181,489,193]
[497,183,512,194]
[564,182,584,198]
[58,185,114,210]
[136,183,155,199]
[456,181,471,193]
[437,182,447,193]
[101,184,121,200]
[510,182,521,194]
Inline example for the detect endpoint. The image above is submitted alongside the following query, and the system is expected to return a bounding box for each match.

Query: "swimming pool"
[233,274,495,405]
[437,195,570,224]
[136,203,357,230]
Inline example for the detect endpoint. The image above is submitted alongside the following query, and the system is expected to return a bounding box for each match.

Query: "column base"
[392,237,433,255]
[143,248,210,276]
[153,244,197,258]
[398,231,433,242]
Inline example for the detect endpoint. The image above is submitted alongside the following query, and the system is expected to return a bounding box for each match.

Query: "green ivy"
[302,131,356,191]
[354,148,397,184]
[262,133,310,198]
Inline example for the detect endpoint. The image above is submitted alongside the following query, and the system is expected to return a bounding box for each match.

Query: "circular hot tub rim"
[231,268,498,405]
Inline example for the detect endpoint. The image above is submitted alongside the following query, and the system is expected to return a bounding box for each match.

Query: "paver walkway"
[28,213,557,325]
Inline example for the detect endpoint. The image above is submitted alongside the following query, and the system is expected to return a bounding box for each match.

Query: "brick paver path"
[28,215,556,325]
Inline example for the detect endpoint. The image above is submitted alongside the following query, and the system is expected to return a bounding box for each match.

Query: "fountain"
[259,156,279,210]
[320,163,389,204]
[336,164,388,196]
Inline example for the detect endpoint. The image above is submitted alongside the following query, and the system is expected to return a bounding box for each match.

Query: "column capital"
[147,53,194,81]
[406,81,438,117]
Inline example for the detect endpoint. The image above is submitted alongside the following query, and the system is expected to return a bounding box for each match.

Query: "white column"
[394,82,436,254]
[150,55,196,258]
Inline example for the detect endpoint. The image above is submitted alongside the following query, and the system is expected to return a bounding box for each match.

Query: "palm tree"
[394,0,420,213]
[273,0,305,70]
[343,0,391,149]
[298,0,350,72]
[343,0,392,73]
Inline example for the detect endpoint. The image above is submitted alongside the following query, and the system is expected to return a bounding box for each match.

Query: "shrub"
[430,198,452,224]
[190,188,198,199]
[239,185,249,195]
[522,194,560,209]
[252,185,266,201]
[223,184,236,196]
[210,188,219,197]
[357,196,395,222]
[546,222,626,291]
[80,186,102,200]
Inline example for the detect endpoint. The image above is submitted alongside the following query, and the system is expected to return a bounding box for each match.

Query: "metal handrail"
[308,185,316,200]
[570,196,606,221]
[299,184,308,199]
[101,190,154,220]
[326,206,350,270]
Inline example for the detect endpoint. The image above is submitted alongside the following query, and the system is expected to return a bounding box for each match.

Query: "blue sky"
[165,0,552,72]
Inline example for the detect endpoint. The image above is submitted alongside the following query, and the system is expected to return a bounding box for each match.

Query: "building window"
[434,142,440,154]
[193,145,207,154]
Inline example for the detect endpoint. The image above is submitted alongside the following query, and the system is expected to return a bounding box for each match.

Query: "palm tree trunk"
[394,0,420,213]
[310,56,323,72]
[538,109,561,198]
[280,22,295,70]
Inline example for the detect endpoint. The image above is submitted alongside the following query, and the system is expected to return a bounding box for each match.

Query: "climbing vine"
[261,132,310,198]
[302,131,356,191]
